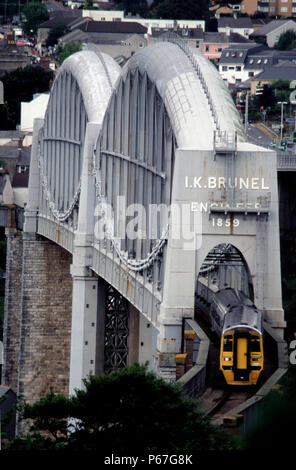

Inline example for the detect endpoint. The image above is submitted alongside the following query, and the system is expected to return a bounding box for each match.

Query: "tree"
[275,29,296,50]
[22,2,49,36]
[240,366,296,450]
[6,364,234,452]
[113,0,149,17]
[46,24,68,48]
[0,65,53,130]
[56,42,83,65]
[148,0,209,19]
[84,0,95,9]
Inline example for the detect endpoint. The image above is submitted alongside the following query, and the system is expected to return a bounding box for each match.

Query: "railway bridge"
[2,40,285,408]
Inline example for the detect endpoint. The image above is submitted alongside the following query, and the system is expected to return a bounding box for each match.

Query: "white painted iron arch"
[123,41,246,149]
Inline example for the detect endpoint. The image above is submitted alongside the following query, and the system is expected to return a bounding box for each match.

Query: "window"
[226,52,230,57]
[239,51,243,57]
[223,337,233,351]
[222,65,227,71]
[249,58,254,64]
[206,45,209,52]
[236,65,241,71]
[250,338,261,352]
[249,71,254,77]
[228,66,235,70]
[218,47,222,52]
[257,59,262,63]
[270,6,275,10]
[264,58,268,64]
[196,40,199,48]
[281,6,288,10]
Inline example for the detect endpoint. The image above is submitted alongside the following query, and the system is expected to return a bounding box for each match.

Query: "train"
[196,277,264,386]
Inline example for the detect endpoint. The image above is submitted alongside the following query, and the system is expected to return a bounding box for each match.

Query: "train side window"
[250,338,261,352]
[223,337,233,351]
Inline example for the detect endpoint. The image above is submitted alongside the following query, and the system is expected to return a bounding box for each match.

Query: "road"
[245,123,277,149]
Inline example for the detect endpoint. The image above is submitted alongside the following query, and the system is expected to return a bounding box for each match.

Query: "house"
[37,11,84,44]
[211,0,258,16]
[59,20,148,63]
[81,8,205,34]
[20,93,50,132]
[11,172,29,208]
[257,0,296,16]
[217,16,254,39]
[250,63,296,94]
[202,31,254,61]
[149,26,254,61]
[219,44,296,86]
[250,19,296,47]
[149,26,204,49]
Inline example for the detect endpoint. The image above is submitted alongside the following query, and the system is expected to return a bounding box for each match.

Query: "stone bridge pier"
[3,230,73,405]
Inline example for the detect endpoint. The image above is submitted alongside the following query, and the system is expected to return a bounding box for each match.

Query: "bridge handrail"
[177,318,210,397]
[92,150,168,272]
[159,32,221,133]
[277,151,296,168]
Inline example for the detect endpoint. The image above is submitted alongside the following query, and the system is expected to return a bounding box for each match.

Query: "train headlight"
[224,357,231,361]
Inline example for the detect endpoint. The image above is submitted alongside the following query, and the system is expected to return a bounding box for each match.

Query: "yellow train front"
[210,288,264,386]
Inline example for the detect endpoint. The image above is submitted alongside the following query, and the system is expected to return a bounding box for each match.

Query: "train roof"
[214,287,255,308]
[213,288,262,334]
[223,305,262,334]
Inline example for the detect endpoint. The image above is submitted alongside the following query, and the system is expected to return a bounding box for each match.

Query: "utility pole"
[244,91,249,134]
[278,101,287,142]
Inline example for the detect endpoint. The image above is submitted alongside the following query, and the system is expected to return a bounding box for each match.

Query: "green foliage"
[280,227,296,340]
[84,0,94,9]
[148,0,209,19]
[56,42,83,65]
[240,366,296,450]
[0,0,40,18]
[0,65,53,130]
[9,364,234,452]
[113,0,149,17]
[46,24,68,48]
[275,29,296,50]
[21,2,49,36]
[255,36,267,46]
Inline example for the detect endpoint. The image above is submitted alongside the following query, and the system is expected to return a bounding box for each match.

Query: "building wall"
[202,43,230,60]
[240,0,259,15]
[219,63,262,85]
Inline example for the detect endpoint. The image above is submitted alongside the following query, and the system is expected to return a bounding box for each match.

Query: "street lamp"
[277,101,287,142]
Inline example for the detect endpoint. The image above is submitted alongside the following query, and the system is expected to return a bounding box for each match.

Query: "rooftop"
[79,20,147,34]
[253,65,296,81]
[252,19,296,36]
[204,31,254,44]
[38,11,82,29]
[218,17,253,29]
